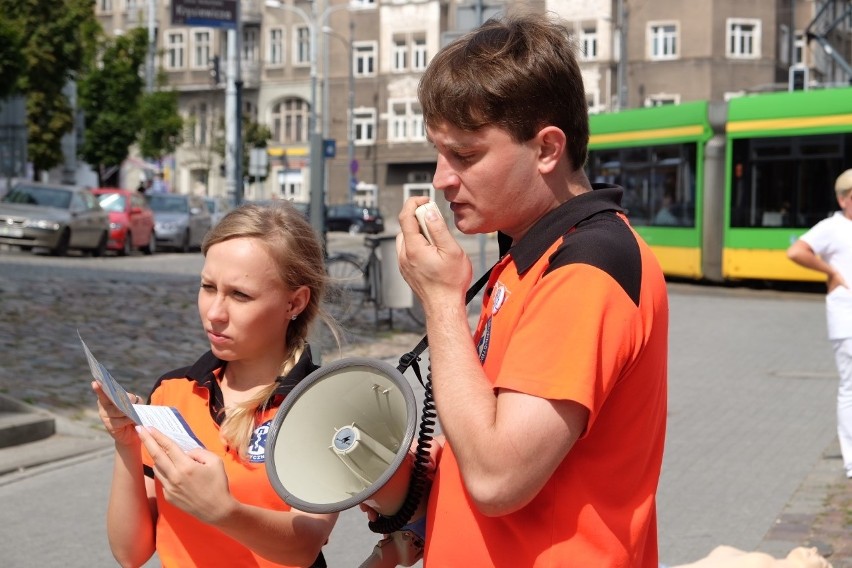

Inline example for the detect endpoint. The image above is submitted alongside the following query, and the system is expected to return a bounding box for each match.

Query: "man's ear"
[537,126,567,174]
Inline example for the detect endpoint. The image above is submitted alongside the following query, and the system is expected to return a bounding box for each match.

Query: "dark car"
[92,188,157,255]
[0,182,110,256]
[326,203,384,234]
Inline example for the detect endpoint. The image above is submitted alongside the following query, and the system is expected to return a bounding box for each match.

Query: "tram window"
[587,142,697,227]
[730,133,851,229]
[799,136,843,158]
[751,140,792,158]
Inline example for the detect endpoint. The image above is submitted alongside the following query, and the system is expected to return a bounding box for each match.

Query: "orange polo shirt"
[424,187,668,567]
[141,348,325,568]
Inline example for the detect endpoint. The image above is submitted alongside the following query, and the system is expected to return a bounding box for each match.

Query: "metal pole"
[346,17,355,203]
[146,0,155,93]
[617,0,628,110]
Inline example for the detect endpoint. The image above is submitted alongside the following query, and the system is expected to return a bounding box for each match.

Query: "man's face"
[426,121,544,239]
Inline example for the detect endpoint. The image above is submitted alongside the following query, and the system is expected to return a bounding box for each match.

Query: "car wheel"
[119,231,132,256]
[142,230,156,255]
[50,229,70,256]
[348,222,363,235]
[90,231,108,257]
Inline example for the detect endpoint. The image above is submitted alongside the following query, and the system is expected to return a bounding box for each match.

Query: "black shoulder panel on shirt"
[544,212,642,306]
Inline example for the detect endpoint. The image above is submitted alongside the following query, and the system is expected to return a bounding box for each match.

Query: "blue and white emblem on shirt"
[477,317,492,364]
[248,420,271,463]
[492,282,509,315]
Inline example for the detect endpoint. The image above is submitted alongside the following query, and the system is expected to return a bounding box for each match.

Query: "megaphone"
[265,357,419,517]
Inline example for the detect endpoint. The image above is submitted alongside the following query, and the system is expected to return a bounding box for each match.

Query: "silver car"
[204,196,233,227]
[0,182,110,256]
[147,193,212,252]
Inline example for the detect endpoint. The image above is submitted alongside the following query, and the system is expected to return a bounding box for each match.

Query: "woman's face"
[198,237,302,363]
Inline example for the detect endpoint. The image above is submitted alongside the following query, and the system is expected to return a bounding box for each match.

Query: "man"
[395,12,669,567]
[787,168,852,479]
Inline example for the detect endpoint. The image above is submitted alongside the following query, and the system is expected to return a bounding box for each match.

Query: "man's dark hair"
[418,12,590,170]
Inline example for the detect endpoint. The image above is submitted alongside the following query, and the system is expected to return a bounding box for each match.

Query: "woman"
[92,201,337,567]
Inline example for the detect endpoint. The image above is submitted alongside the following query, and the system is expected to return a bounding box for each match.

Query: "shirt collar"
[499,184,624,275]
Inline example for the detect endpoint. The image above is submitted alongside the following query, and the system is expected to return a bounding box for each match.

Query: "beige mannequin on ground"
[672,545,832,568]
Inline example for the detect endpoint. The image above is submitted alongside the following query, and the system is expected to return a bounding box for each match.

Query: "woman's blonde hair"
[201,201,330,460]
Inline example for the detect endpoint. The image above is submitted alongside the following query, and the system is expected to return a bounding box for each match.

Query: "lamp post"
[322,22,356,204]
[264,0,352,241]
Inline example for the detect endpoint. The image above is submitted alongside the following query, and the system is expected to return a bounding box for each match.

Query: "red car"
[92,188,156,255]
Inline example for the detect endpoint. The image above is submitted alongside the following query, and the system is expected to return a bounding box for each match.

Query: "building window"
[294,25,310,66]
[354,41,377,77]
[192,30,211,69]
[580,28,597,61]
[166,32,186,69]
[98,0,113,13]
[392,37,408,72]
[388,99,425,142]
[412,37,427,71]
[272,98,310,144]
[354,108,376,145]
[794,32,805,65]
[649,22,678,60]
[727,18,761,59]
[243,27,259,62]
[645,94,680,107]
[268,28,285,65]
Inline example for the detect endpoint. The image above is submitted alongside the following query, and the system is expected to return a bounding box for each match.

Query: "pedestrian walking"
[787,167,852,479]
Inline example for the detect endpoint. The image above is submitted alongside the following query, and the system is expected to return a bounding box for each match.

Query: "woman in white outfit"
[787,168,852,479]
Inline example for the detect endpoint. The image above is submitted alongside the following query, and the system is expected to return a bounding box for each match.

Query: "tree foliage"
[0,16,25,99]
[137,78,184,164]
[78,27,148,186]
[213,115,273,181]
[0,0,100,176]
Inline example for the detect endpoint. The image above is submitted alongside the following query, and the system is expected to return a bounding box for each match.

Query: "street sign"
[171,0,238,29]
[323,139,337,159]
[249,148,269,178]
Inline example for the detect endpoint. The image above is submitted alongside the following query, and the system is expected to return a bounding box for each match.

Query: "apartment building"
[93,0,851,216]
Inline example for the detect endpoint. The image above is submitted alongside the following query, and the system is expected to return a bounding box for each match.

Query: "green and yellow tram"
[587,86,852,283]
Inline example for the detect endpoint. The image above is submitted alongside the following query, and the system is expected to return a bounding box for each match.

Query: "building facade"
[93,0,852,219]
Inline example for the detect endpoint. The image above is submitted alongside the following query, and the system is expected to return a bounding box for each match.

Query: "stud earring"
[291,314,298,321]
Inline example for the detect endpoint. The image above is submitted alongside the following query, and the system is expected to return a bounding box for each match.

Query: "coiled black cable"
[368,358,436,534]
[366,266,495,534]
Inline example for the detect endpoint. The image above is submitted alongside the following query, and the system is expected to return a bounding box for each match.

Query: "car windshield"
[2,185,72,209]
[97,193,127,213]
[148,195,188,213]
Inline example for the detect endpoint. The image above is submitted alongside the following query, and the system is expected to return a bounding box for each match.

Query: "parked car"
[325,203,385,234]
[92,188,156,256]
[146,193,212,252]
[0,182,110,256]
[204,196,233,227]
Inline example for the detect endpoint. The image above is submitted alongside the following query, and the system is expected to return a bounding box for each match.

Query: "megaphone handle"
[358,531,425,568]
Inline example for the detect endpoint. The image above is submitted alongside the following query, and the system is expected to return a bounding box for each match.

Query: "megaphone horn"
[266,357,418,516]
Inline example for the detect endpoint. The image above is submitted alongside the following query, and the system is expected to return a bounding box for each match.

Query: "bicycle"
[324,235,426,327]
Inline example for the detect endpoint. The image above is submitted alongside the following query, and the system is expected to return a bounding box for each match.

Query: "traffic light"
[210,55,221,85]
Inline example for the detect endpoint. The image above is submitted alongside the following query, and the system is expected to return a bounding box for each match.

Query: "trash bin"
[376,234,413,309]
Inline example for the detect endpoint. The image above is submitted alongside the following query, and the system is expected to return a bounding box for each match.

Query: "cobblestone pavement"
[1,242,850,567]
[0,258,434,431]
